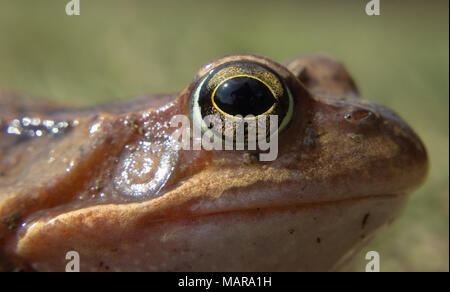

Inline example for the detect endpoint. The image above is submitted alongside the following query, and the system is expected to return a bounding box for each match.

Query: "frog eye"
[212,75,277,117]
[190,61,294,143]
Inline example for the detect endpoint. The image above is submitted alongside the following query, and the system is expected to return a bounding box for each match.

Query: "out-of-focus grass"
[0,0,448,271]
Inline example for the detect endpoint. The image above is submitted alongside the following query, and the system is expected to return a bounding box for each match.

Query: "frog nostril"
[344,109,375,122]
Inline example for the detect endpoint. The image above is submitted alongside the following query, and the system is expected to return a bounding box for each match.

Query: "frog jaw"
[14,189,408,272]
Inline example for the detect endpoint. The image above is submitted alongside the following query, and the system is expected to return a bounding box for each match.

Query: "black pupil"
[213,76,276,116]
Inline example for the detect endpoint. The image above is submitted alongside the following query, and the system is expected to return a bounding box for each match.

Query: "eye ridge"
[211,74,277,118]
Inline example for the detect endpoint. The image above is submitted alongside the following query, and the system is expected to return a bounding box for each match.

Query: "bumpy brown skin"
[0,54,427,271]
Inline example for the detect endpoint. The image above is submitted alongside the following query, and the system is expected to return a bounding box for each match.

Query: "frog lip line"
[21,193,402,231]
[152,193,403,223]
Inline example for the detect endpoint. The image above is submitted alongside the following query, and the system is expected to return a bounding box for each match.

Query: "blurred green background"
[0,0,448,271]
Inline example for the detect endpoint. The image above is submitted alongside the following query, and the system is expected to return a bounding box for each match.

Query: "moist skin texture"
[0,54,428,272]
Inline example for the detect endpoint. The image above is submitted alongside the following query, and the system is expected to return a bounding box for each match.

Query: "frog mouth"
[14,191,408,272]
[135,192,406,224]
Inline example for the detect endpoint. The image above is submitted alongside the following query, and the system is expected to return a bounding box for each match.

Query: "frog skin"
[0,53,427,272]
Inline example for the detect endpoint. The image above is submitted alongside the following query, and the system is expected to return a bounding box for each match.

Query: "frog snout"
[373,105,429,192]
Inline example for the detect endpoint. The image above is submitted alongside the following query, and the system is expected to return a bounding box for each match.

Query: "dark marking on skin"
[98,261,110,271]
[105,136,114,145]
[316,237,321,244]
[288,229,295,234]
[1,213,21,232]
[361,234,366,239]
[347,133,363,143]
[124,117,139,133]
[362,213,370,229]
[243,152,259,164]
[78,145,86,156]
[303,128,318,148]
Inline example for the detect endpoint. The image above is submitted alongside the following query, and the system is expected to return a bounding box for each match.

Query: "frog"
[0,53,428,272]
